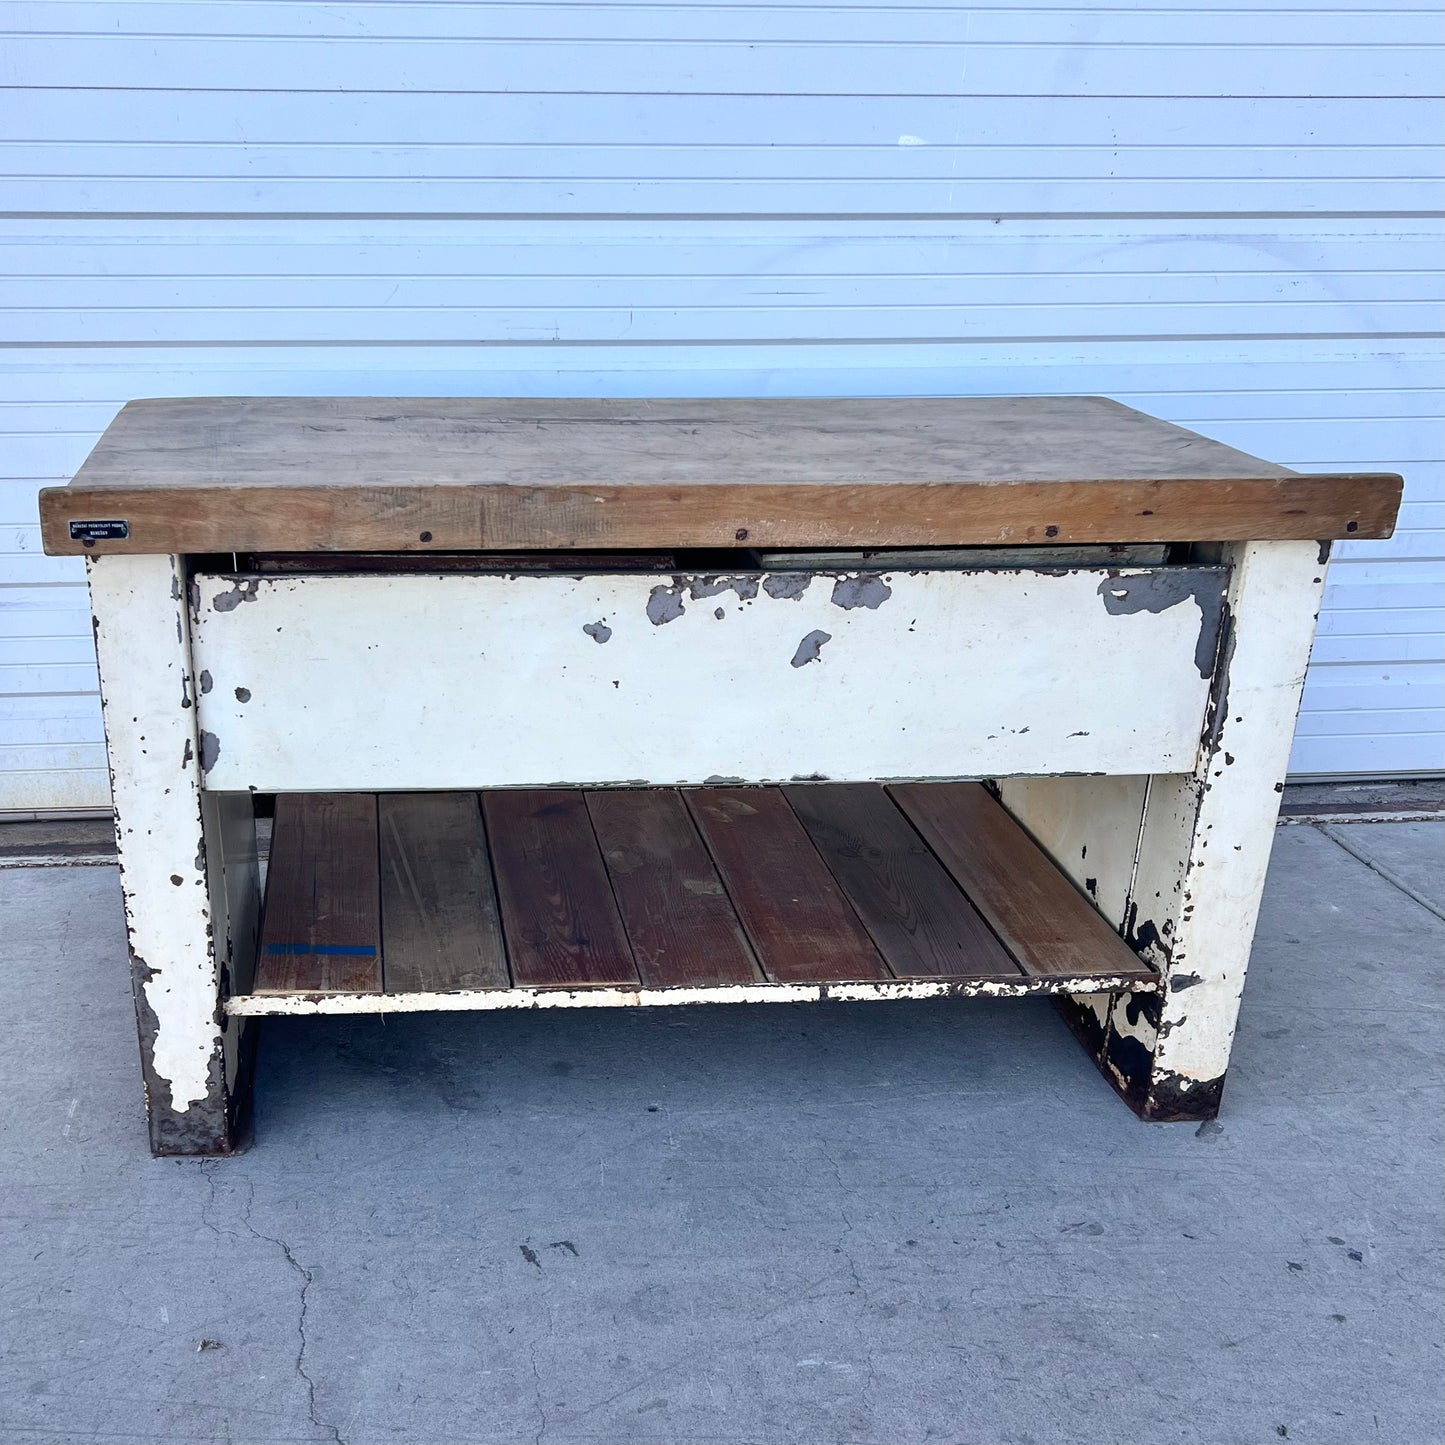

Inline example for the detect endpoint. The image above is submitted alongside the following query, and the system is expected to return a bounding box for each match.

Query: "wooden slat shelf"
[228,782,1159,1018]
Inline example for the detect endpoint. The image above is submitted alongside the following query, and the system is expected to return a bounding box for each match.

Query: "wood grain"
[686,787,887,983]
[785,783,1020,979]
[890,782,1147,979]
[254,793,381,994]
[482,789,639,987]
[379,792,508,993]
[249,551,673,574]
[587,788,761,987]
[39,396,1400,554]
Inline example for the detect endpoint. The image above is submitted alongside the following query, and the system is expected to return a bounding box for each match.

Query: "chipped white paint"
[1000,541,1328,1113]
[88,554,258,1125]
[225,971,1159,1018]
[1136,541,1329,1096]
[190,566,1225,792]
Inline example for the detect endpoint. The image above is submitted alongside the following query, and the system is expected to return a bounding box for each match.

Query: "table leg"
[998,540,1329,1120]
[89,554,260,1155]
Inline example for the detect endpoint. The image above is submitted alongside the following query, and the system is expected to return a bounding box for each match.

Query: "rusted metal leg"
[89,554,261,1155]
[998,541,1329,1121]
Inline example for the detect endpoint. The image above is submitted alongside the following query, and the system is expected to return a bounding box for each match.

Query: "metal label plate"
[69,519,129,542]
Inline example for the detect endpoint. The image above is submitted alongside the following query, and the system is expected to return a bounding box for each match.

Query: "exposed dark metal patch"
[830,574,892,611]
[790,630,832,667]
[211,579,260,613]
[1144,1070,1226,1123]
[1095,569,1228,678]
[645,583,686,626]
[763,573,812,601]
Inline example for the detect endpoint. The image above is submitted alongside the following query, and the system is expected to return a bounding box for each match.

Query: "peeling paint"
[1145,1068,1226,1122]
[225,971,1162,1018]
[198,731,221,774]
[790,629,832,667]
[830,573,892,611]
[198,670,213,695]
[762,573,812,601]
[191,563,1221,790]
[688,574,760,603]
[1095,569,1227,678]
[90,556,260,1154]
[234,687,251,703]
[210,579,260,613]
[645,583,686,625]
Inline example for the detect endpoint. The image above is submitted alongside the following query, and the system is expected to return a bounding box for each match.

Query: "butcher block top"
[40,395,1400,555]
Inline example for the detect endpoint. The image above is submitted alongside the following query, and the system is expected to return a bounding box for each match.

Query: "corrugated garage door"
[1,0,1441,812]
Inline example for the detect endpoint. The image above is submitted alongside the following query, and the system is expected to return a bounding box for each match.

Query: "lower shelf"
[227,781,1158,1018]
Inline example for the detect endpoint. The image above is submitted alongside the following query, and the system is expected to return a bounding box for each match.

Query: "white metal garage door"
[2,0,1441,812]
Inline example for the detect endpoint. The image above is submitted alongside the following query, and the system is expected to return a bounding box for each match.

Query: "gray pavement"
[1,822,1441,1445]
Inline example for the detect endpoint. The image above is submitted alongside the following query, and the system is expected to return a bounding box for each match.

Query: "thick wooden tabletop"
[39,395,1400,555]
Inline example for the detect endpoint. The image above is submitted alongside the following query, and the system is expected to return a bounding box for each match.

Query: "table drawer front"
[190,565,1227,791]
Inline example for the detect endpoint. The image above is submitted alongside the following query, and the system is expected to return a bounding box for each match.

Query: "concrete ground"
[1,821,1441,1445]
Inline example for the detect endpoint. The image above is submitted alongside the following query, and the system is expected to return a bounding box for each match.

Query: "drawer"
[189,563,1228,792]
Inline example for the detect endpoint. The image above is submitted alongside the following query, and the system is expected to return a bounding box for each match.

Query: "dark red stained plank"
[379,792,508,993]
[784,784,1020,980]
[685,787,888,984]
[890,782,1152,980]
[586,789,761,988]
[255,793,381,994]
[482,790,639,987]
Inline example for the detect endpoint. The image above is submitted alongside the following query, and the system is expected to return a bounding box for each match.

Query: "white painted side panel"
[189,567,1224,791]
[3,2,1438,807]
[85,554,223,1113]
[1129,542,1331,1096]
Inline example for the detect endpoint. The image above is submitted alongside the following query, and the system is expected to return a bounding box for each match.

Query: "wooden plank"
[254,793,381,994]
[378,792,508,993]
[482,789,638,987]
[586,788,761,988]
[757,544,1169,570]
[890,782,1149,980]
[685,787,887,983]
[784,783,1020,980]
[39,397,1400,555]
[249,551,673,574]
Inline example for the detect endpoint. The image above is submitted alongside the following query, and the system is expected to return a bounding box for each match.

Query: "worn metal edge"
[225,973,1160,1017]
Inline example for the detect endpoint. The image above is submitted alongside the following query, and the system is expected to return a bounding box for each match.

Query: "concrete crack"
[529,1339,548,1445]
[234,1180,344,1445]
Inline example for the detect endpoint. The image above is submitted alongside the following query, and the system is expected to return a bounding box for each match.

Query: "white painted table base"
[88,543,1324,1153]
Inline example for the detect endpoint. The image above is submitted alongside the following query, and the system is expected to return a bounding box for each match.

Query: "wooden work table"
[41,395,1398,555]
[41,396,1400,1154]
